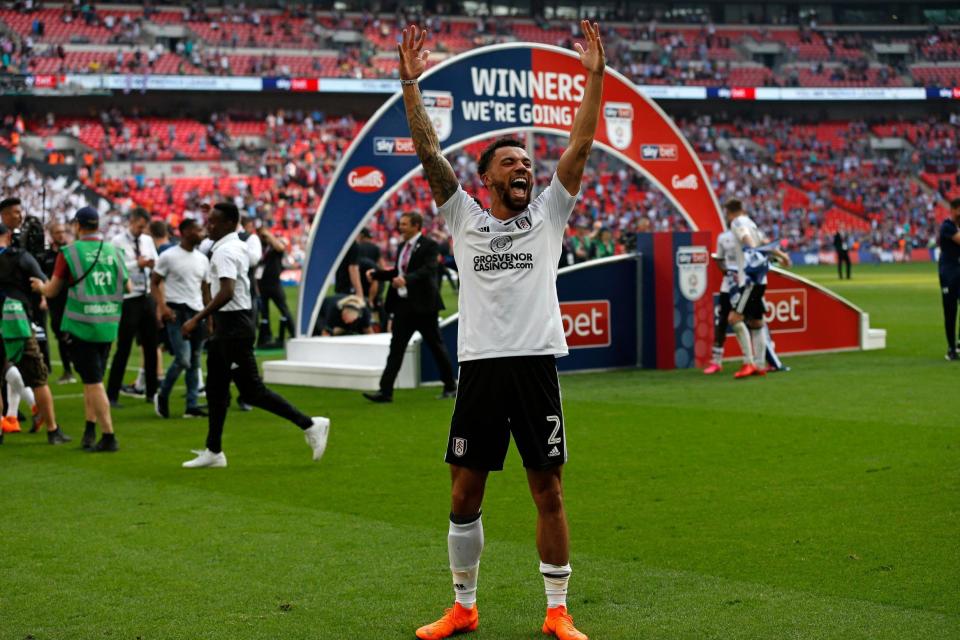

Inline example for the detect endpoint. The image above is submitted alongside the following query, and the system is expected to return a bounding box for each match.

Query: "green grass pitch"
[1,263,957,639]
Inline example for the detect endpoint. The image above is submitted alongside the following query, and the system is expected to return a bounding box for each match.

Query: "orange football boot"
[703,362,722,375]
[1,416,22,433]
[415,603,478,639]
[543,605,588,640]
[752,365,767,376]
[733,363,757,379]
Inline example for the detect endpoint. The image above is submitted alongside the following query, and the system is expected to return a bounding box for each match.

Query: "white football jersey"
[715,229,743,293]
[438,173,578,362]
[729,214,769,285]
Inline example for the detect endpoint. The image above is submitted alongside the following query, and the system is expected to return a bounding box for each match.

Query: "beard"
[493,181,532,212]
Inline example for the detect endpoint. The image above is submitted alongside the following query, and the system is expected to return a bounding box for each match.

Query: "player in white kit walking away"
[398,21,605,640]
[723,199,791,378]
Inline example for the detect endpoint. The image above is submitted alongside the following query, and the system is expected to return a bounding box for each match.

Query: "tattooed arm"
[398,25,459,207]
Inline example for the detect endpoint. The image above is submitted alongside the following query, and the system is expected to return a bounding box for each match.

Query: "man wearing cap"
[32,206,127,452]
[0,222,71,444]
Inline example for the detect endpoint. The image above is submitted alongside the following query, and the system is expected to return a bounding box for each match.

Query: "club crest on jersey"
[515,216,532,231]
[452,438,467,457]
[676,246,709,301]
[603,102,633,151]
[422,91,454,143]
[490,235,513,253]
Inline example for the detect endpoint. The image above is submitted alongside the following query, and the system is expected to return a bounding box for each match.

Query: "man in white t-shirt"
[151,218,209,419]
[399,21,605,640]
[179,202,329,469]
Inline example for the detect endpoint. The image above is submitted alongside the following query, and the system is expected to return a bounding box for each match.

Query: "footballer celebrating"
[398,21,604,640]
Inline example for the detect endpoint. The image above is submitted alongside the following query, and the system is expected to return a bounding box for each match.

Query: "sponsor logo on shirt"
[560,300,611,348]
[347,167,386,193]
[671,174,699,190]
[640,144,678,160]
[373,137,416,156]
[490,235,513,253]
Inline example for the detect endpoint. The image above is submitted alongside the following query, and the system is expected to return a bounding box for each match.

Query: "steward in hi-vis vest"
[0,221,71,444]
[60,237,126,343]
[32,207,127,452]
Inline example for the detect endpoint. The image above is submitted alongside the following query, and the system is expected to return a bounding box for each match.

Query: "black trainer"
[183,406,208,418]
[438,386,458,400]
[81,430,96,450]
[236,398,253,412]
[947,351,959,362]
[155,393,170,419]
[47,428,73,445]
[89,436,119,452]
[362,391,393,403]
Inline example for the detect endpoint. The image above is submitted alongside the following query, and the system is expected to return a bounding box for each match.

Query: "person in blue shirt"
[939,198,960,361]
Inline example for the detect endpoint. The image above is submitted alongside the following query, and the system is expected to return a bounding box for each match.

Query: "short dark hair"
[214,202,240,226]
[951,198,960,210]
[130,207,151,223]
[148,220,168,238]
[178,218,199,234]
[401,211,423,230]
[0,197,21,212]
[724,199,743,214]
[477,137,525,175]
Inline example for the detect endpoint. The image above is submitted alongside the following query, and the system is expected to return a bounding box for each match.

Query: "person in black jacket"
[362,212,457,403]
[939,198,960,361]
[833,227,851,280]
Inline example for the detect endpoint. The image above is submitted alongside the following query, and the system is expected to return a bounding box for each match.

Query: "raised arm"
[398,25,459,207]
[557,20,605,196]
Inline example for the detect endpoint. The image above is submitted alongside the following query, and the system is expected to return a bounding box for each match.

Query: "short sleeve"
[211,249,239,281]
[436,187,479,238]
[21,252,46,282]
[153,251,170,278]
[537,173,578,235]
[53,252,71,281]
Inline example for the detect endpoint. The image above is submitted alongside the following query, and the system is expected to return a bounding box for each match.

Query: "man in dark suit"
[362,212,457,403]
[833,227,851,280]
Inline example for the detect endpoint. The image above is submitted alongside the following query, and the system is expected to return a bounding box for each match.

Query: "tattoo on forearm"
[405,90,459,203]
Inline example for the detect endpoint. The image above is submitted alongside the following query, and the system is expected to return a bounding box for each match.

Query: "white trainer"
[182,448,227,468]
[304,417,330,462]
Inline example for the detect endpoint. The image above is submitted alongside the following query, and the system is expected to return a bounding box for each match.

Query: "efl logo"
[347,167,386,194]
[640,144,678,161]
[373,137,416,156]
[764,289,806,333]
[561,300,611,349]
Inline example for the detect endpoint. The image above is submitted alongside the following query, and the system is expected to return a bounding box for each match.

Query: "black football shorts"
[732,283,766,321]
[446,355,567,471]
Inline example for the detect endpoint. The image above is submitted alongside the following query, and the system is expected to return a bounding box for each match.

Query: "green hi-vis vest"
[61,239,127,343]
[1,296,31,362]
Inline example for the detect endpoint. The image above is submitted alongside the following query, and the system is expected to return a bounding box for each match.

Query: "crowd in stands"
[0,4,958,88]
[2,105,957,266]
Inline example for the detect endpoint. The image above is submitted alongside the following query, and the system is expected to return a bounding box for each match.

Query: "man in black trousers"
[939,198,960,361]
[833,227,852,280]
[362,212,457,403]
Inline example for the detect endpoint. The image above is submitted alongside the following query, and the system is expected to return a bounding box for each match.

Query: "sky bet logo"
[764,289,806,332]
[561,300,611,349]
[373,137,417,156]
[640,144,678,161]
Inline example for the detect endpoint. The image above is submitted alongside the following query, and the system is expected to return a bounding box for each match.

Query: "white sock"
[448,515,483,609]
[134,368,145,389]
[198,367,205,387]
[540,562,572,609]
[711,345,724,365]
[22,385,35,409]
[732,321,753,365]
[750,327,766,368]
[5,367,24,417]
